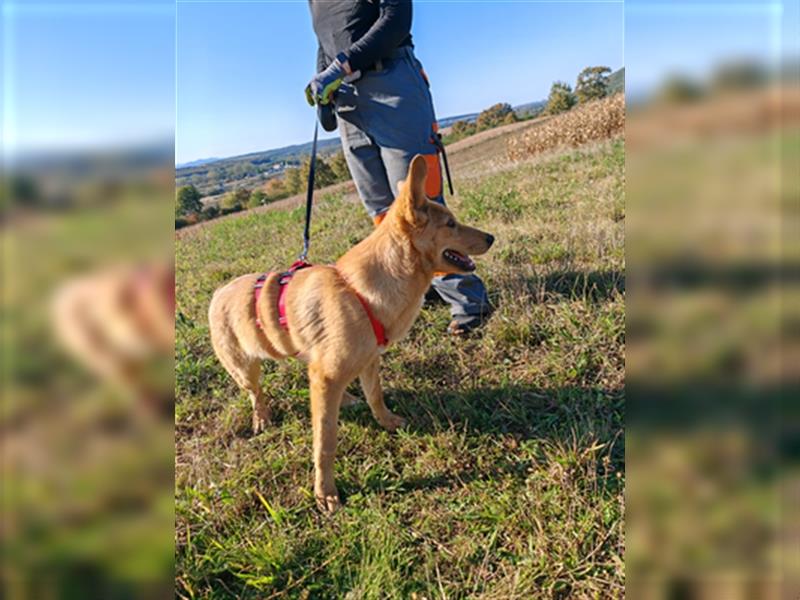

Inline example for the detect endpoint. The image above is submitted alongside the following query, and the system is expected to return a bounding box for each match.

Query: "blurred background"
[2,0,175,597]
[626,0,798,597]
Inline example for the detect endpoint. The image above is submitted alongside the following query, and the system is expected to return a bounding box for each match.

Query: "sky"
[2,0,175,157]
[2,1,792,164]
[175,0,624,165]
[625,0,788,98]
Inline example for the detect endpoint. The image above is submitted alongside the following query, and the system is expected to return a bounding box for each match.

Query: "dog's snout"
[485,234,495,247]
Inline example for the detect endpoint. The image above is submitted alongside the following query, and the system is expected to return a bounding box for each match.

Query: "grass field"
[175,128,625,598]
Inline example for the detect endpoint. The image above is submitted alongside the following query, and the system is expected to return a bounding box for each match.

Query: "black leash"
[299,120,319,261]
[435,132,454,196]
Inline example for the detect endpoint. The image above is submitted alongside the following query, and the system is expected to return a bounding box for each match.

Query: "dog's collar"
[253,262,388,349]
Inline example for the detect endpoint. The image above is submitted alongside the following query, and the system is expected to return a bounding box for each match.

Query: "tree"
[329,151,351,182]
[443,120,477,144]
[657,76,705,104]
[283,166,304,195]
[221,187,250,211]
[201,205,219,220]
[545,81,577,115]
[312,156,336,188]
[176,184,202,217]
[476,102,515,131]
[248,189,267,208]
[711,61,767,91]
[575,66,612,103]
[265,177,289,200]
[503,111,518,125]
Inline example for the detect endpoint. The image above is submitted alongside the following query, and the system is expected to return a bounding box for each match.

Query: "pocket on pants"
[339,118,373,153]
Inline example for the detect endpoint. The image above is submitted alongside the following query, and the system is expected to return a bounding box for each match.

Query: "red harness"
[253,260,388,348]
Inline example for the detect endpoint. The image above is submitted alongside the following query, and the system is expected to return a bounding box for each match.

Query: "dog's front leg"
[309,363,344,513]
[359,357,406,432]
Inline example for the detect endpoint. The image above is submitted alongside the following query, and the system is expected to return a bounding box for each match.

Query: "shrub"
[328,151,351,183]
[201,205,219,220]
[283,166,304,195]
[545,81,577,115]
[264,177,289,200]
[476,102,515,131]
[176,185,202,217]
[248,190,267,208]
[221,188,250,211]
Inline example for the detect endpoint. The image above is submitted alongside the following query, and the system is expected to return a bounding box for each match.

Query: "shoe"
[424,286,446,305]
[447,311,492,336]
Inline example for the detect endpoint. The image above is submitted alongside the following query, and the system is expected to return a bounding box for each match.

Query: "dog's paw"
[315,492,342,514]
[252,406,272,434]
[378,412,407,432]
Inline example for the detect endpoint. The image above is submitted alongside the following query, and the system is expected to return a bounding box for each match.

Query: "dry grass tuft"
[507,94,625,160]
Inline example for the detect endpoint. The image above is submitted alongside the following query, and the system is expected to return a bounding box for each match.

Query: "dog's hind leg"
[215,343,270,433]
[242,360,271,433]
[309,362,345,513]
[359,357,406,432]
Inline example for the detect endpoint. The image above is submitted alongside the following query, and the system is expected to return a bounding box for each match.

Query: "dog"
[52,261,175,413]
[208,155,494,512]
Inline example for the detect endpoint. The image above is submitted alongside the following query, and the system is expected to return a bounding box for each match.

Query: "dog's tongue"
[444,249,475,270]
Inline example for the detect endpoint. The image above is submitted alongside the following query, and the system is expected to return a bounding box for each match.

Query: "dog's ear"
[398,155,429,225]
[406,155,428,210]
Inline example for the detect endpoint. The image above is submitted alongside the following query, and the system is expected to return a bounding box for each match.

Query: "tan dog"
[52,261,175,411]
[208,156,494,512]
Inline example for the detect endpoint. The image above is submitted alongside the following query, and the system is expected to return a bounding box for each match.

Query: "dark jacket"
[309,0,413,73]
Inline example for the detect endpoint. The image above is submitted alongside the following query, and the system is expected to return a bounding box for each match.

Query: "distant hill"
[178,157,221,169]
[176,138,342,197]
[437,100,548,130]
[438,113,479,128]
[513,100,547,117]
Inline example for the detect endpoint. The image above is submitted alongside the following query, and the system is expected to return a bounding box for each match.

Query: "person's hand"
[305,58,347,106]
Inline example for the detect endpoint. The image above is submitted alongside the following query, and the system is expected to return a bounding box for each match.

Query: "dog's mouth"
[442,249,475,272]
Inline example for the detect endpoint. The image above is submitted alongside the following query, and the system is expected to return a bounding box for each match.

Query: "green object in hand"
[305,58,346,106]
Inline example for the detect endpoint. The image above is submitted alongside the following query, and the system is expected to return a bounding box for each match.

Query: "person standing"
[305,0,492,334]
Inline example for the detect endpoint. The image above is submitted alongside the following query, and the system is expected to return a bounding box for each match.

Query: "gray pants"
[334,47,490,318]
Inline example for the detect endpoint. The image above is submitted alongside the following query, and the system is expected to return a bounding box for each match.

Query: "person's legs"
[339,48,493,327]
[337,118,394,219]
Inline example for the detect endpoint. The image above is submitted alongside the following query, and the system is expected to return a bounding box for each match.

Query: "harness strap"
[352,290,389,347]
[252,263,388,348]
[253,260,312,331]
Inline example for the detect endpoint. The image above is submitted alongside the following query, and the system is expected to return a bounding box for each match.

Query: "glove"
[305,56,347,106]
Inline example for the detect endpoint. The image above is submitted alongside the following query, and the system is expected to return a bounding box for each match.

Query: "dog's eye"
[446,219,456,228]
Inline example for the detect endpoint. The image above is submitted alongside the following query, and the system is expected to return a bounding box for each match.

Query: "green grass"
[175,138,625,598]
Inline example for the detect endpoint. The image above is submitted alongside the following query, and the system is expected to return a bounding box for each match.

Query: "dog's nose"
[485,234,495,247]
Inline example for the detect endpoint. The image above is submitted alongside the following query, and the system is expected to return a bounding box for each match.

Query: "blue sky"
[176,1,624,164]
[4,1,792,163]
[625,0,788,98]
[2,1,175,156]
